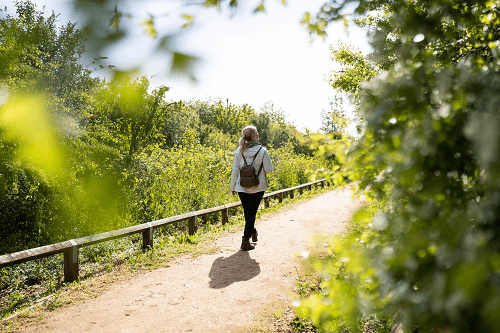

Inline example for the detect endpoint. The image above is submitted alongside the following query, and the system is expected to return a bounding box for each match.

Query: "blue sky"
[27,0,371,131]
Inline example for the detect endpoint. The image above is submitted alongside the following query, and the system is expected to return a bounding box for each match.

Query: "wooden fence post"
[222,206,229,225]
[64,240,79,282]
[308,184,312,191]
[321,180,325,188]
[264,197,269,208]
[188,213,198,235]
[290,189,294,199]
[278,192,283,203]
[142,222,154,250]
[299,187,303,195]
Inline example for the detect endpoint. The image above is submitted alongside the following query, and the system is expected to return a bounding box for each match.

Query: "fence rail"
[0,179,328,282]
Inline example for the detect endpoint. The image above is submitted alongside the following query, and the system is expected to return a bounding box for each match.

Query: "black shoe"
[241,237,255,251]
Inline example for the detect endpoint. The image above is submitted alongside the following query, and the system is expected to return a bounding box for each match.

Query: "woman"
[231,125,273,251]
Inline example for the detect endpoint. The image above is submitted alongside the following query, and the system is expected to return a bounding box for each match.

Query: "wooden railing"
[0,179,327,282]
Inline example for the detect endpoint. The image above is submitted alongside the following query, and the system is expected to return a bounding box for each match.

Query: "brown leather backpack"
[239,146,263,188]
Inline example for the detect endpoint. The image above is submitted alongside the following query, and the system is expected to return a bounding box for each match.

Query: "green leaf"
[140,15,157,39]
[111,68,140,82]
[254,3,265,13]
[170,52,200,82]
[0,94,66,178]
[181,14,194,29]
[103,31,125,41]
[203,0,220,9]
[156,35,171,52]
[301,12,311,25]
[109,6,121,32]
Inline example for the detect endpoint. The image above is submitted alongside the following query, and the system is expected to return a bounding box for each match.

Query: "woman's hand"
[231,191,237,196]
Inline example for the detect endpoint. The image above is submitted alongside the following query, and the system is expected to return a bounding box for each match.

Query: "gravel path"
[22,185,364,333]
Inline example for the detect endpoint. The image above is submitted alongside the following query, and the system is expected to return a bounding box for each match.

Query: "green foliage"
[91,76,170,157]
[297,207,392,333]
[327,42,379,106]
[308,113,353,186]
[299,0,500,332]
[186,98,256,145]
[128,131,323,224]
[0,1,98,112]
[128,130,233,223]
[0,1,103,251]
[320,96,351,139]
[307,93,354,186]
[267,145,319,190]
[140,15,157,39]
[253,101,293,149]
[202,0,276,13]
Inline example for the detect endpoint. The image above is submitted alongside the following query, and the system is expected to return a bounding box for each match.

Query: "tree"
[91,76,170,158]
[0,1,106,252]
[191,98,255,144]
[0,0,99,114]
[297,1,500,332]
[0,1,172,250]
[326,41,379,109]
[320,95,350,139]
[252,100,295,149]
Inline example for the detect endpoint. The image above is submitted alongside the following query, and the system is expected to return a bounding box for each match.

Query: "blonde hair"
[239,125,259,151]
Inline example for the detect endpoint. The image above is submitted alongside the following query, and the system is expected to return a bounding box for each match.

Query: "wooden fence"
[0,179,327,282]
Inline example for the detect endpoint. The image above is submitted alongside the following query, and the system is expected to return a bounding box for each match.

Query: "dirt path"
[22,185,364,333]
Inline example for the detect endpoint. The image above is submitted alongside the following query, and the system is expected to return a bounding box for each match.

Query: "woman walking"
[231,125,273,251]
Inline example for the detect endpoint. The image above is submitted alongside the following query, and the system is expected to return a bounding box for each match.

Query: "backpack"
[239,146,263,188]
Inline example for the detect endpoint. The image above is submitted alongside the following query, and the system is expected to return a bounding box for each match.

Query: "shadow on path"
[208,251,260,289]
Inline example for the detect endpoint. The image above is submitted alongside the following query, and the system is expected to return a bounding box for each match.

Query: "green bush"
[298,0,500,332]
[268,145,319,191]
[127,130,233,223]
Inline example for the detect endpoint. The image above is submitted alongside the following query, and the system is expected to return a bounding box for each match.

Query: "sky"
[26,0,371,132]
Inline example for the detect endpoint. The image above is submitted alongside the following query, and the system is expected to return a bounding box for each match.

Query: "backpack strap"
[256,159,264,177]
[253,147,264,177]
[242,146,262,166]
[250,147,262,165]
[242,153,250,166]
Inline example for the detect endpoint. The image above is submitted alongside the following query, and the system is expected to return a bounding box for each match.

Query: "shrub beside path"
[21,185,365,333]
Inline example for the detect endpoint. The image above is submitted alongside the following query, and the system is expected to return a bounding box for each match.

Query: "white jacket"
[230,145,274,193]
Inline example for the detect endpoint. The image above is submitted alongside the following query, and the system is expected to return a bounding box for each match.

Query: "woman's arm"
[230,150,240,193]
[262,149,274,174]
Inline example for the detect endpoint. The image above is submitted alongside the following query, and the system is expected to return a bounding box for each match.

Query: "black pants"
[238,191,265,240]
